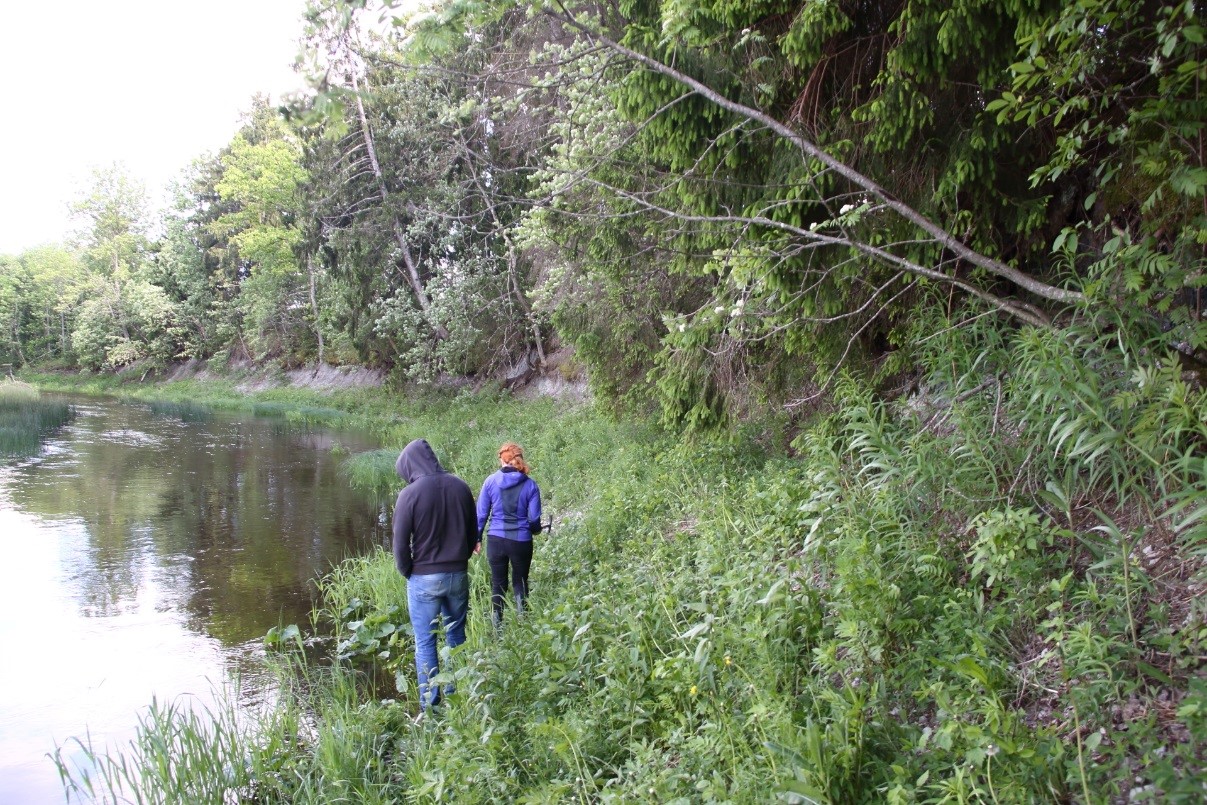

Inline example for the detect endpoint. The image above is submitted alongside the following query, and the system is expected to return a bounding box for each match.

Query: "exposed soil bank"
[160,359,386,393]
[128,354,591,403]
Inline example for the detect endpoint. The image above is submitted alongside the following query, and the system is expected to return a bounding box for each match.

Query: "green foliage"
[72,279,179,371]
[47,319,1207,802]
[967,507,1053,591]
[340,448,401,504]
[991,0,1207,356]
[146,399,215,423]
[0,247,88,366]
[70,163,150,280]
[0,378,39,403]
[211,113,315,361]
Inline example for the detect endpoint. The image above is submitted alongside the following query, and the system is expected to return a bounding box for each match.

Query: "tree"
[296,1,554,379]
[388,0,1203,426]
[0,255,24,366]
[208,109,318,362]
[67,165,179,371]
[13,246,89,364]
[990,0,1207,355]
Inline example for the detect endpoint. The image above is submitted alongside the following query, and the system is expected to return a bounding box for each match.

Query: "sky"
[0,0,313,255]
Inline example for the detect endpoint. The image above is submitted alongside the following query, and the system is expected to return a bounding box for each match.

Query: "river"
[0,396,388,803]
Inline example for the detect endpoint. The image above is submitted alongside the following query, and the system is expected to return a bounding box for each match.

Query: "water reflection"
[0,397,387,803]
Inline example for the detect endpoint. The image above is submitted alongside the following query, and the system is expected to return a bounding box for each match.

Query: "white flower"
[735,298,744,308]
[714,305,725,314]
[809,222,818,231]
[840,203,854,214]
[678,323,686,332]
[730,308,740,317]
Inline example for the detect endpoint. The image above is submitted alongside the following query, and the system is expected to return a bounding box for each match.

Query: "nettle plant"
[967,506,1056,592]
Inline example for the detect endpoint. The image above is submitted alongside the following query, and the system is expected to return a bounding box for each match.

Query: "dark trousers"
[486,537,533,625]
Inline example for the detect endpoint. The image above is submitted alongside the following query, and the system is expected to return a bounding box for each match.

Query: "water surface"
[0,397,387,803]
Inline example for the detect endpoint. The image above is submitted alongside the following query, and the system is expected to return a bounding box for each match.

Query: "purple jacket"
[477,466,542,542]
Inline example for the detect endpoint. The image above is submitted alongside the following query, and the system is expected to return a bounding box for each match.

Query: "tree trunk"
[455,129,546,365]
[348,67,449,340]
[308,255,325,370]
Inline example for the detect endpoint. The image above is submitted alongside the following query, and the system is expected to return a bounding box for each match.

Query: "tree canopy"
[0,0,1200,415]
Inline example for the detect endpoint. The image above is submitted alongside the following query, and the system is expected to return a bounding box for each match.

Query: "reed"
[146,399,214,422]
[0,381,73,458]
[340,448,402,504]
[0,379,40,403]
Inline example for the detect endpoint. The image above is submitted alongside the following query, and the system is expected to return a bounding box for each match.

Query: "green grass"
[0,378,40,403]
[340,449,404,505]
[146,399,214,422]
[0,379,74,458]
[34,325,1207,803]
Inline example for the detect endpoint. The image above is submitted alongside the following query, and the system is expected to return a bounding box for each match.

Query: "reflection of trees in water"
[10,403,385,644]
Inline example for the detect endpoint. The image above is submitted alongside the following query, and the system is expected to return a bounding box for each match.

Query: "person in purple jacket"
[477,442,543,628]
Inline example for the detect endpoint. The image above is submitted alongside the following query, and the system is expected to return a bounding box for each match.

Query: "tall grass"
[340,449,404,505]
[0,379,73,458]
[51,662,415,805]
[146,400,214,422]
[37,318,1207,802]
[53,695,251,804]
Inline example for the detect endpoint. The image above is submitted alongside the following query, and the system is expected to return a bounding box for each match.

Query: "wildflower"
[986,744,999,758]
[840,203,854,214]
[730,308,740,318]
[714,305,725,315]
[689,684,698,696]
[724,655,732,666]
[678,323,686,332]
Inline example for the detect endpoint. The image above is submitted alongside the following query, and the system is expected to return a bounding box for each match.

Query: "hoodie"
[392,439,478,578]
[477,466,543,542]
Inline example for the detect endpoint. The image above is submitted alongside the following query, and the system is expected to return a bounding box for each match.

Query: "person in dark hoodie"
[477,442,543,628]
[392,438,478,713]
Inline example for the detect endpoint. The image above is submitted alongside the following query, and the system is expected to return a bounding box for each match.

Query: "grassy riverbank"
[29,328,1207,802]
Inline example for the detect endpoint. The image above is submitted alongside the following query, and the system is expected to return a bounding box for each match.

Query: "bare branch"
[545,9,1085,313]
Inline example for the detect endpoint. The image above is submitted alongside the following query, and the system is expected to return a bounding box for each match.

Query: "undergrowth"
[46,312,1206,803]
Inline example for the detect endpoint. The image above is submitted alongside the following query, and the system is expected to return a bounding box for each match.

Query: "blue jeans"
[406,571,469,710]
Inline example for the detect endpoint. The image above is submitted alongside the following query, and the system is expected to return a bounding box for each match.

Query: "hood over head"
[396,439,444,484]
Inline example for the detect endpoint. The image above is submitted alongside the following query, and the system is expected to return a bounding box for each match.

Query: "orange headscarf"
[499,442,530,474]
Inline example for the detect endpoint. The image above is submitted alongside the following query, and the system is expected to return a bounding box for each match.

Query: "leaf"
[679,615,714,640]
[756,579,786,606]
[1136,661,1174,686]
[780,780,826,804]
[953,656,992,688]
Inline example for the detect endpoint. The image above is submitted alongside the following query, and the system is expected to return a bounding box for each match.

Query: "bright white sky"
[0,0,313,255]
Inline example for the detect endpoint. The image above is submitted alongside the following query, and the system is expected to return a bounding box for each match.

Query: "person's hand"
[473,542,481,555]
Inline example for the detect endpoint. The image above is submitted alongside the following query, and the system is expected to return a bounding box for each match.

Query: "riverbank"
[29,343,1207,803]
